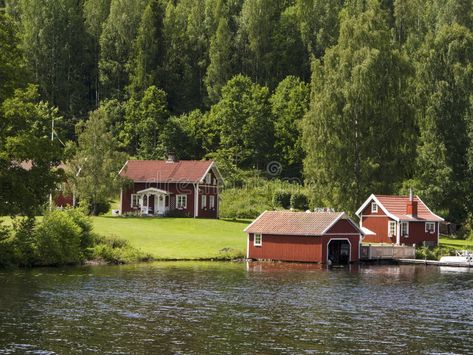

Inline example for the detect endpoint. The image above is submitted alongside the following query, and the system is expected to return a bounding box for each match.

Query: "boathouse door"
[328,239,351,265]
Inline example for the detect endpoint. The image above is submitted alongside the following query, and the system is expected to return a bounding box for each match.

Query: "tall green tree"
[69,107,126,215]
[128,0,166,97]
[20,0,92,129]
[99,0,146,100]
[0,85,63,217]
[303,0,414,213]
[271,76,310,178]
[209,75,273,168]
[0,12,25,103]
[83,0,112,105]
[205,17,234,103]
[412,23,473,221]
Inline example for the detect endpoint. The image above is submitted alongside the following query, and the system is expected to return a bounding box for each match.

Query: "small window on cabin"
[205,173,212,184]
[401,222,409,237]
[213,178,217,185]
[209,195,215,209]
[201,194,207,208]
[426,222,435,234]
[388,221,396,238]
[371,202,378,213]
[131,194,140,208]
[254,233,262,246]
[176,195,187,209]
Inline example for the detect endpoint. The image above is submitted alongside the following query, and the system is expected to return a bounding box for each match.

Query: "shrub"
[272,191,291,209]
[11,217,37,266]
[92,234,152,264]
[217,248,245,260]
[290,192,309,210]
[0,222,15,268]
[415,246,456,260]
[35,210,82,265]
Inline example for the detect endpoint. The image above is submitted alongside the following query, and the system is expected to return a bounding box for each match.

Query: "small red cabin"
[356,193,444,247]
[119,158,223,218]
[244,211,363,264]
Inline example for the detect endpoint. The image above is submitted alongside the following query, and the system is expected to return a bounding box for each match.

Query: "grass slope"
[91,217,248,259]
[439,237,473,250]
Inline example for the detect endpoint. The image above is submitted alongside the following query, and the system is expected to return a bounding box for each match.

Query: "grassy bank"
[439,237,473,250]
[91,217,248,260]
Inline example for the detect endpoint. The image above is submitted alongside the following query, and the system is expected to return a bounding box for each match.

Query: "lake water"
[0,262,472,354]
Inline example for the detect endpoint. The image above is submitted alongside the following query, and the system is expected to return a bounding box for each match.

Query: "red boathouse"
[244,211,363,264]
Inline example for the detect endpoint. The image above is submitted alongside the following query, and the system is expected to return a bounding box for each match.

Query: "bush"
[290,192,309,210]
[415,245,456,260]
[217,248,245,260]
[0,222,15,268]
[272,191,291,209]
[12,218,37,266]
[35,210,83,265]
[92,234,152,264]
[79,199,111,216]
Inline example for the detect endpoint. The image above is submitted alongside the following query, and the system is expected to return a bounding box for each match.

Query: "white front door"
[155,195,166,215]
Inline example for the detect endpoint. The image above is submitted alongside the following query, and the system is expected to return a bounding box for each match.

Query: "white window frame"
[388,221,396,238]
[425,222,435,234]
[205,173,211,184]
[213,178,217,185]
[201,194,207,208]
[254,233,262,246]
[131,194,140,208]
[209,195,215,209]
[176,194,187,209]
[401,221,409,238]
[371,202,378,213]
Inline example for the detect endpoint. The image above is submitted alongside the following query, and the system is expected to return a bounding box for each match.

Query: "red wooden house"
[118,158,223,218]
[244,211,363,264]
[355,192,444,247]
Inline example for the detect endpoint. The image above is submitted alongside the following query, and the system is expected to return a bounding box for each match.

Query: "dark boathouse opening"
[328,240,350,265]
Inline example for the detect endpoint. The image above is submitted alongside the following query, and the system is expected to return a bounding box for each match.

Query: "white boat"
[439,250,473,263]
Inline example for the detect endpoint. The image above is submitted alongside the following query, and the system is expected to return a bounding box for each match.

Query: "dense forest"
[1,0,473,228]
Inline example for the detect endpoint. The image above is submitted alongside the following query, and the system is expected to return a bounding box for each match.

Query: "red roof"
[358,194,443,222]
[244,211,361,236]
[119,160,215,183]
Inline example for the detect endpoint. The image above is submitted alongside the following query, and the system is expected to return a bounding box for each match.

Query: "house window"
[131,194,140,208]
[426,222,435,233]
[371,202,378,213]
[201,194,207,208]
[213,178,217,185]
[176,195,187,209]
[205,173,212,184]
[209,195,215,209]
[388,221,396,238]
[254,233,262,246]
[401,222,409,237]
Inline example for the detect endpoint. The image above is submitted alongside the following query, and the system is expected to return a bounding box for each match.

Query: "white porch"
[136,188,170,216]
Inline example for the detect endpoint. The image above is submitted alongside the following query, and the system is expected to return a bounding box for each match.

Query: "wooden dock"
[360,244,416,260]
[398,259,473,267]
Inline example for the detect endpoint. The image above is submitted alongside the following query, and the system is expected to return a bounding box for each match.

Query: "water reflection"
[0,262,472,354]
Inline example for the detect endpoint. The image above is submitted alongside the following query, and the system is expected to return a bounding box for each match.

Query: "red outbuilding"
[244,211,363,264]
[356,192,444,247]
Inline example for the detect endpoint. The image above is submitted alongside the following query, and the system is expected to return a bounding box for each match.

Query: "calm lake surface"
[0,262,472,354]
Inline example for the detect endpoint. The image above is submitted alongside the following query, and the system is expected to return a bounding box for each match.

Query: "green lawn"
[91,216,249,259]
[439,237,473,250]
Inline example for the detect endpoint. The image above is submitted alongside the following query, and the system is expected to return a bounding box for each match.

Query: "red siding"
[402,221,438,246]
[198,169,219,218]
[362,200,386,216]
[247,219,361,263]
[362,215,393,243]
[121,182,196,217]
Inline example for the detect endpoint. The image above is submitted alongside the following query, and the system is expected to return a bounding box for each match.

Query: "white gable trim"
[243,211,268,233]
[320,212,346,235]
[355,194,399,222]
[416,195,445,222]
[201,162,224,184]
[118,160,128,176]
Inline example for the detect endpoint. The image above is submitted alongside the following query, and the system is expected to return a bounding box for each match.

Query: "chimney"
[406,188,418,216]
[166,153,177,163]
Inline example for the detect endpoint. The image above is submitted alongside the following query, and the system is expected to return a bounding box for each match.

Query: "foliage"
[92,234,152,264]
[0,85,64,217]
[220,175,309,219]
[303,1,414,213]
[272,191,292,209]
[415,245,456,261]
[290,192,309,211]
[68,107,127,215]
